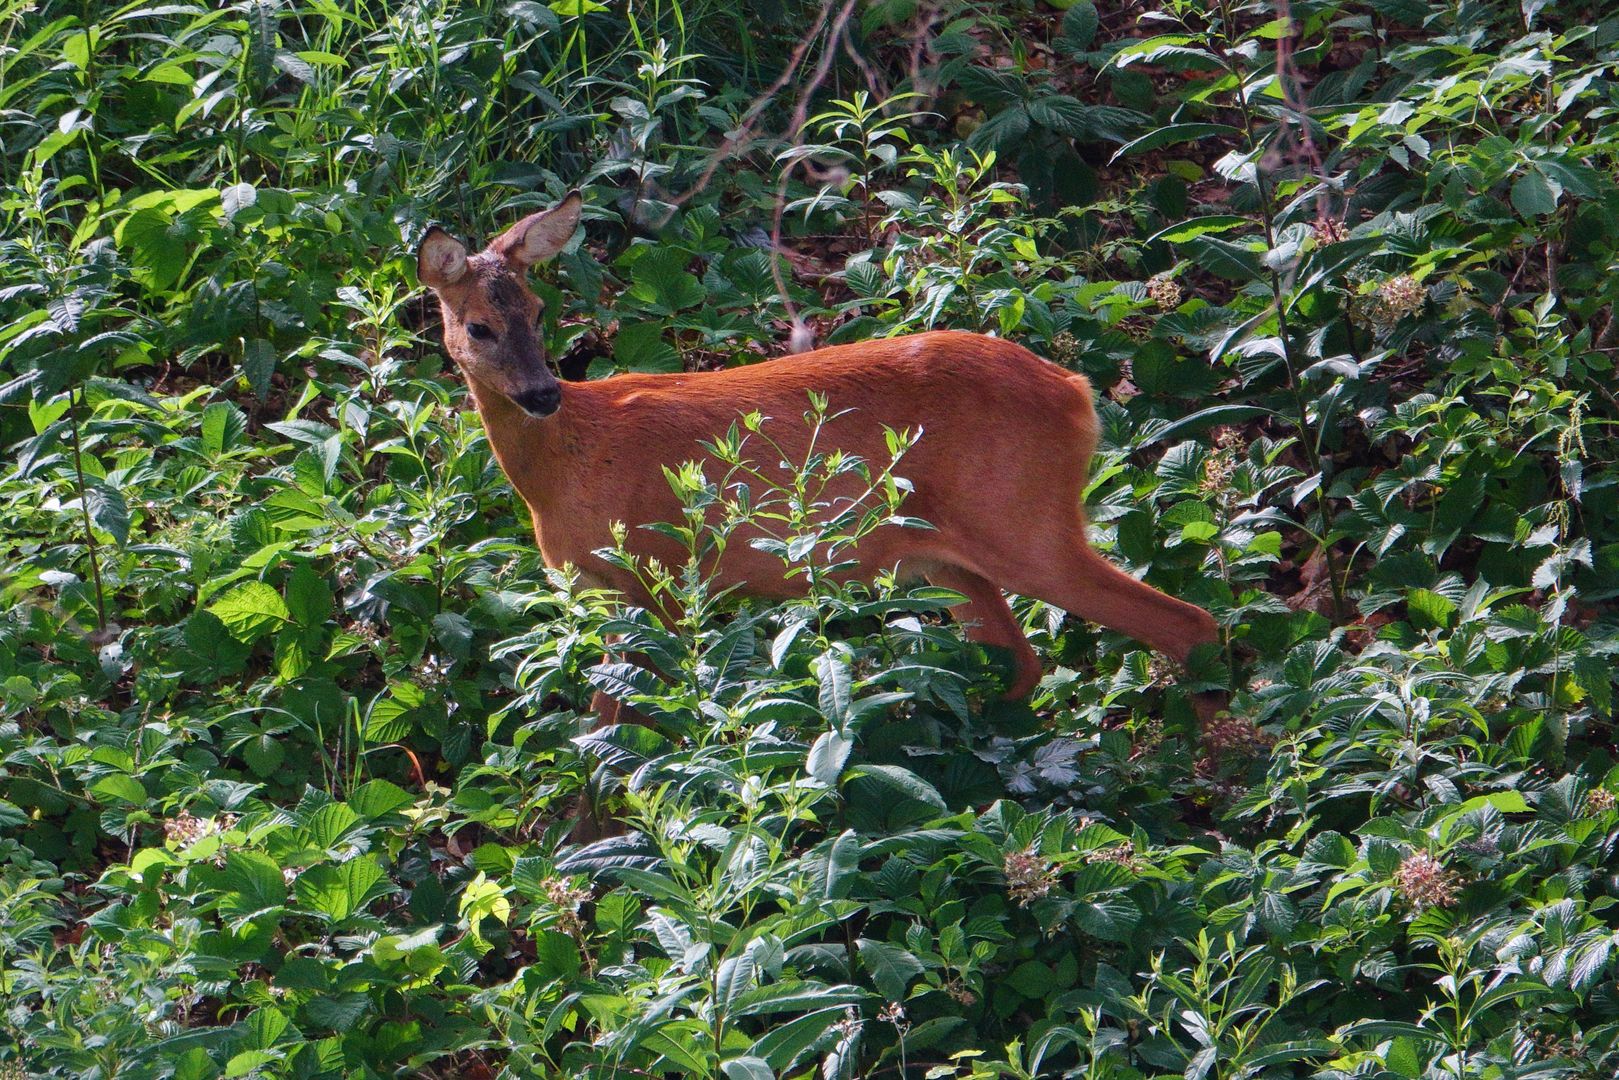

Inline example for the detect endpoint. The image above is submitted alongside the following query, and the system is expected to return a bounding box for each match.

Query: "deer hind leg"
[930,566,1044,699]
[572,650,660,843]
[992,539,1226,724]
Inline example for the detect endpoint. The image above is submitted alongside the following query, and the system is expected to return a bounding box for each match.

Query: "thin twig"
[766,0,862,349]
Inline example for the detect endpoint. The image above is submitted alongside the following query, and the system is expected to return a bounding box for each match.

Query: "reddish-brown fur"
[418,194,1224,831]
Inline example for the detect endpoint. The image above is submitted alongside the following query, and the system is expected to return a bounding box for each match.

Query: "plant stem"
[1220,13,1349,620]
[66,386,107,630]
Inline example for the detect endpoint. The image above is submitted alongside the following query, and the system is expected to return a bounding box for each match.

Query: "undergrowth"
[2,0,1617,1076]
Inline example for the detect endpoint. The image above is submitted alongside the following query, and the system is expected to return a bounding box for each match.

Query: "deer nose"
[510,384,561,418]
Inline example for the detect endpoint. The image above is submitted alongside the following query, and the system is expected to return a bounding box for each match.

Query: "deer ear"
[493,191,582,269]
[418,227,468,289]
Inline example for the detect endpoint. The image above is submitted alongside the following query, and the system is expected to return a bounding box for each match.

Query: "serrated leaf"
[817,654,852,724]
[807,729,852,786]
[1510,168,1559,217]
[847,763,947,810]
[1148,215,1252,245]
[207,581,289,642]
[1056,3,1099,53]
[295,858,389,921]
[85,483,130,545]
[1112,122,1238,162]
[857,938,923,1001]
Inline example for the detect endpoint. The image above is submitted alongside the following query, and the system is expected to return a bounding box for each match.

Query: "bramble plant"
[2,0,1618,1077]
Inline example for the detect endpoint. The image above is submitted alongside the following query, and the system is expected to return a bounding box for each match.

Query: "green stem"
[67,386,107,630]
[1221,16,1348,621]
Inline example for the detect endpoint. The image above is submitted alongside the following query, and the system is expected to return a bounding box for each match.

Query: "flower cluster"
[1372,275,1425,325]
[1047,330,1080,364]
[1003,849,1059,905]
[417,653,453,689]
[1200,714,1274,760]
[1584,788,1616,816]
[1085,842,1144,873]
[163,810,235,850]
[1394,852,1461,909]
[1146,273,1184,309]
[544,878,594,938]
[1200,430,1245,498]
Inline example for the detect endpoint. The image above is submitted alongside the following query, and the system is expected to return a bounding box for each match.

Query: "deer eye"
[467,322,496,341]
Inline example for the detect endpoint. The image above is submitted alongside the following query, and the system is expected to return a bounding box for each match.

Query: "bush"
[2,0,1617,1076]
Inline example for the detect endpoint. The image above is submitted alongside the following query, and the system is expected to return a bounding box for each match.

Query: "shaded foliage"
[2,0,1618,1077]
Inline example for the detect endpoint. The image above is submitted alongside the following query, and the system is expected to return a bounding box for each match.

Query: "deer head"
[416,192,582,417]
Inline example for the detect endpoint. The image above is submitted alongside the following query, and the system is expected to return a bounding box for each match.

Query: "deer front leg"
[929,565,1044,700]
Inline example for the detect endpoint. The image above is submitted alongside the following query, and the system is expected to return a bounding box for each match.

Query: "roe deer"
[417,193,1226,823]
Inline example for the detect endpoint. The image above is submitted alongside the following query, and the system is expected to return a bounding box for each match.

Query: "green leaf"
[302,993,371,1032]
[1026,97,1144,142]
[807,729,852,786]
[1136,405,1276,449]
[1383,1034,1424,1077]
[183,610,251,679]
[85,484,130,545]
[613,321,682,373]
[722,1058,774,1080]
[817,654,852,724]
[1407,588,1456,630]
[750,1006,851,1070]
[1147,215,1252,245]
[626,249,707,314]
[1112,123,1238,163]
[240,732,285,777]
[730,980,865,1018]
[1255,890,1299,934]
[242,338,275,398]
[208,581,290,643]
[217,851,287,922]
[1183,235,1265,280]
[1510,168,1560,216]
[364,683,422,742]
[966,105,1031,152]
[1055,2,1099,53]
[294,857,389,921]
[857,938,923,1001]
[90,774,147,806]
[302,803,362,850]
[0,798,27,828]
[715,951,760,1012]
[846,764,947,810]
[1005,959,1056,998]
[1458,791,1530,815]
[285,564,333,628]
[350,779,414,819]
[822,830,861,899]
[1108,34,1223,70]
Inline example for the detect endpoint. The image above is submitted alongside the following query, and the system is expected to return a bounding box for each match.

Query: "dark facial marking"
[486,274,527,308]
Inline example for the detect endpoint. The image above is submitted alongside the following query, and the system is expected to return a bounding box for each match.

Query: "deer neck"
[463,374,575,518]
